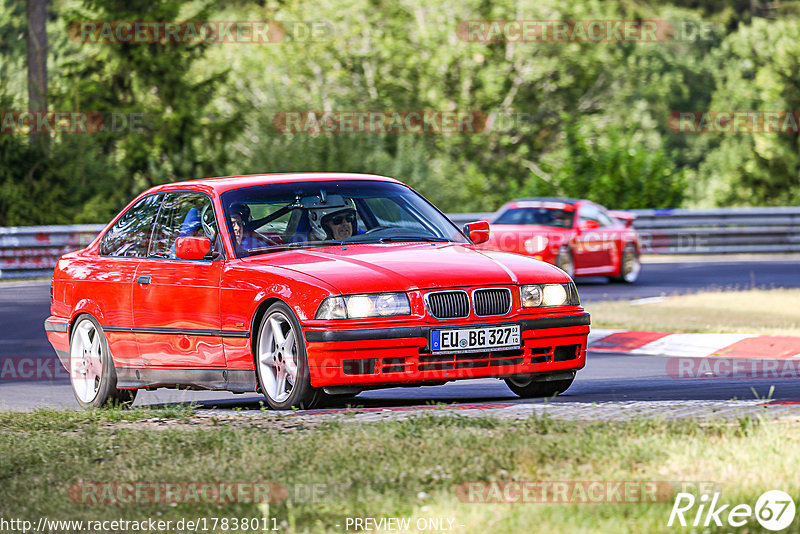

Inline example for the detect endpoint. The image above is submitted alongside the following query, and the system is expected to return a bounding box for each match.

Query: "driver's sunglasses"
[329,213,356,225]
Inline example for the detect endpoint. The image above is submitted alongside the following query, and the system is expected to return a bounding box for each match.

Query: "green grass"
[0,404,197,431]
[2,410,798,533]
[586,288,800,335]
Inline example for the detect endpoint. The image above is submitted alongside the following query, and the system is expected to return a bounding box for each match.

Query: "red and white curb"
[589,329,800,360]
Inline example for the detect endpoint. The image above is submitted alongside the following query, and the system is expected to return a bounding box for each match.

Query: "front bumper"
[304,313,590,387]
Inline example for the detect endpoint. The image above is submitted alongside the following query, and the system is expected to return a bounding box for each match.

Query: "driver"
[308,199,358,240]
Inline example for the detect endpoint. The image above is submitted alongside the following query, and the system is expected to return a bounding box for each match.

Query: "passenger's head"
[309,199,358,240]
[229,203,250,244]
[230,213,244,244]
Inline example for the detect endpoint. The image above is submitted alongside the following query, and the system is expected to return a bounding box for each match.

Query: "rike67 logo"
[668,490,796,531]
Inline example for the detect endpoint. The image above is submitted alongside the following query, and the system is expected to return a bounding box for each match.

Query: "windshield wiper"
[360,236,451,243]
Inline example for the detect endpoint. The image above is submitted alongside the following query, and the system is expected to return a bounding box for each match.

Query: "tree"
[26,0,47,145]
[699,18,800,206]
[546,118,686,209]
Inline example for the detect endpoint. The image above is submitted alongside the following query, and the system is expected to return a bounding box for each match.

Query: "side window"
[148,192,220,259]
[99,194,161,257]
[578,204,600,224]
[596,209,616,227]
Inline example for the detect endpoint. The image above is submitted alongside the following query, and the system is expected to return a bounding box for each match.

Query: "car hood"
[239,242,568,294]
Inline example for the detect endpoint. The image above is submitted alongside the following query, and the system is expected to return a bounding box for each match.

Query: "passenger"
[551,210,572,228]
[308,199,358,240]
[229,203,250,245]
[229,203,268,251]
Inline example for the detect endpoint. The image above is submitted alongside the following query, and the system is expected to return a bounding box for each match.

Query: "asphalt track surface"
[1,259,799,412]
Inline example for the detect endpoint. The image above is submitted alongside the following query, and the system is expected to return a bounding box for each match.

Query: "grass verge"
[1,409,798,533]
[586,288,800,335]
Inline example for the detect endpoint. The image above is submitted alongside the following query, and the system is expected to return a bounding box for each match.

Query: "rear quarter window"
[99,194,162,257]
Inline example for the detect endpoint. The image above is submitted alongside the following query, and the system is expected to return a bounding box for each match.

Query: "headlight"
[520,283,579,307]
[520,285,542,307]
[315,293,411,319]
[542,284,568,306]
[524,236,549,254]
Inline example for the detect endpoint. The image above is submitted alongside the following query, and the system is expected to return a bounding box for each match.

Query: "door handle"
[137,276,151,285]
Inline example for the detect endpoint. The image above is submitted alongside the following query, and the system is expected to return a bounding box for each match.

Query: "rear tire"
[612,243,640,283]
[69,314,136,409]
[505,375,574,398]
[255,302,321,410]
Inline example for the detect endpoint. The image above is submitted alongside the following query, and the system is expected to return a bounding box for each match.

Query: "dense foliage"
[1,0,798,225]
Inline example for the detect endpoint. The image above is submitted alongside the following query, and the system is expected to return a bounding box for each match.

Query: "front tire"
[255,302,320,410]
[555,246,575,278]
[612,243,640,283]
[505,375,574,398]
[69,314,136,409]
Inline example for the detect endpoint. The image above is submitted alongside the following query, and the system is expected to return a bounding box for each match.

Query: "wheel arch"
[70,300,106,333]
[250,297,298,371]
[249,296,319,408]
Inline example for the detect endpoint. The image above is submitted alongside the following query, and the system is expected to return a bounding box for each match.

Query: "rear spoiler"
[609,210,636,228]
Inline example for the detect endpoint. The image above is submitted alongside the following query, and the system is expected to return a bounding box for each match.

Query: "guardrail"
[2,207,799,279]
[629,207,800,255]
[0,224,103,279]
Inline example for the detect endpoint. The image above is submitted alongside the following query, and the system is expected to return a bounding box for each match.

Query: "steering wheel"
[200,204,217,241]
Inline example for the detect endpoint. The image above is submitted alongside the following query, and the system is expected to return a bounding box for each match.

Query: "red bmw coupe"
[483,198,641,282]
[44,174,590,409]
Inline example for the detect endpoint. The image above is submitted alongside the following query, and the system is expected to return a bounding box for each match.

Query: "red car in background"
[44,175,590,410]
[482,198,641,283]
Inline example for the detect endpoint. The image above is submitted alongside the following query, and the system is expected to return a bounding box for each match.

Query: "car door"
[574,203,606,271]
[132,191,226,369]
[92,193,162,369]
[594,207,621,273]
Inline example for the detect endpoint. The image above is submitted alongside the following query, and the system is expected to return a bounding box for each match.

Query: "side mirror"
[578,220,600,231]
[463,220,490,244]
[609,210,636,228]
[175,236,212,260]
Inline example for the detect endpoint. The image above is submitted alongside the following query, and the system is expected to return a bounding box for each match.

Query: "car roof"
[144,172,404,196]
[507,197,583,205]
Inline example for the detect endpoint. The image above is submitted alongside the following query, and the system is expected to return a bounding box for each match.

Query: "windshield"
[492,207,574,228]
[220,180,468,258]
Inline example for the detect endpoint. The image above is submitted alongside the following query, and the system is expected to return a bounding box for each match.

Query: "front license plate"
[430,325,521,353]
